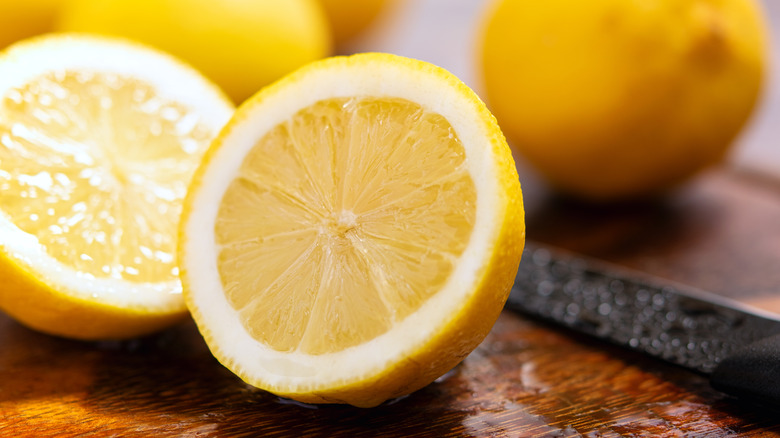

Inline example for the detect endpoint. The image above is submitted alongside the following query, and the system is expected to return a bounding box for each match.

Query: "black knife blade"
[506,242,780,406]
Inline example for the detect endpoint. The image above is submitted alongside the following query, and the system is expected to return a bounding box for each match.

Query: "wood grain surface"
[0,290,779,437]
[2,0,780,436]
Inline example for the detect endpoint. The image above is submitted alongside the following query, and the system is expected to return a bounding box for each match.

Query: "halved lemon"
[179,53,525,407]
[0,34,234,340]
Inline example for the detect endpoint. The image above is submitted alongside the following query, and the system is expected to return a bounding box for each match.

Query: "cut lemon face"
[179,53,525,407]
[0,34,234,340]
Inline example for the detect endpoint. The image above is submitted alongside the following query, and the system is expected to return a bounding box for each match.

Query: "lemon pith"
[180,53,525,407]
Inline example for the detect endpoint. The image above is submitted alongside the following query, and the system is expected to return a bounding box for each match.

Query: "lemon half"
[0,34,234,339]
[179,53,525,407]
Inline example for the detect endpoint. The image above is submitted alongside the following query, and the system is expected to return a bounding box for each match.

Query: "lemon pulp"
[215,97,477,355]
[0,70,215,283]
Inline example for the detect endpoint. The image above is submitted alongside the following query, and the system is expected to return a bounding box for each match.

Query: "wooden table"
[3,1,780,436]
[0,280,777,437]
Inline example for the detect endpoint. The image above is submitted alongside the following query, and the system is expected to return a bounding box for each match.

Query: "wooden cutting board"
[1,165,779,437]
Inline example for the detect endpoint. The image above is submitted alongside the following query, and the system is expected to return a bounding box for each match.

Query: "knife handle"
[509,243,780,375]
[711,333,780,406]
[510,242,780,409]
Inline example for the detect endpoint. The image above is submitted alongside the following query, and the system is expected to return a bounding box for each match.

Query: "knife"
[506,242,780,406]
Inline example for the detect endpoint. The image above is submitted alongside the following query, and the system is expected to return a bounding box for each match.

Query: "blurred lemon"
[318,0,390,47]
[479,0,767,201]
[58,0,332,104]
[0,0,66,49]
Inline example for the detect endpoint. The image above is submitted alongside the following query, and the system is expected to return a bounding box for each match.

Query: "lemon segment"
[180,53,525,407]
[0,34,234,339]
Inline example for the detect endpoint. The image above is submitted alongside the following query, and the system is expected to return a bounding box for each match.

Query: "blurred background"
[1,0,775,192]
[345,0,779,180]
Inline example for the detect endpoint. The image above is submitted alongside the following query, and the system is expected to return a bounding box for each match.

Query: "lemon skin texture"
[58,0,332,104]
[479,0,768,201]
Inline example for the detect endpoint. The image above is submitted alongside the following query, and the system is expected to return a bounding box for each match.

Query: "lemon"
[0,0,66,49]
[0,34,234,340]
[479,0,767,201]
[58,0,332,104]
[318,0,391,47]
[179,53,525,407]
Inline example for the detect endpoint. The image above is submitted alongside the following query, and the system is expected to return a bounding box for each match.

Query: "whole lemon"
[58,0,332,104]
[0,0,66,49]
[318,0,390,47]
[479,0,767,201]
